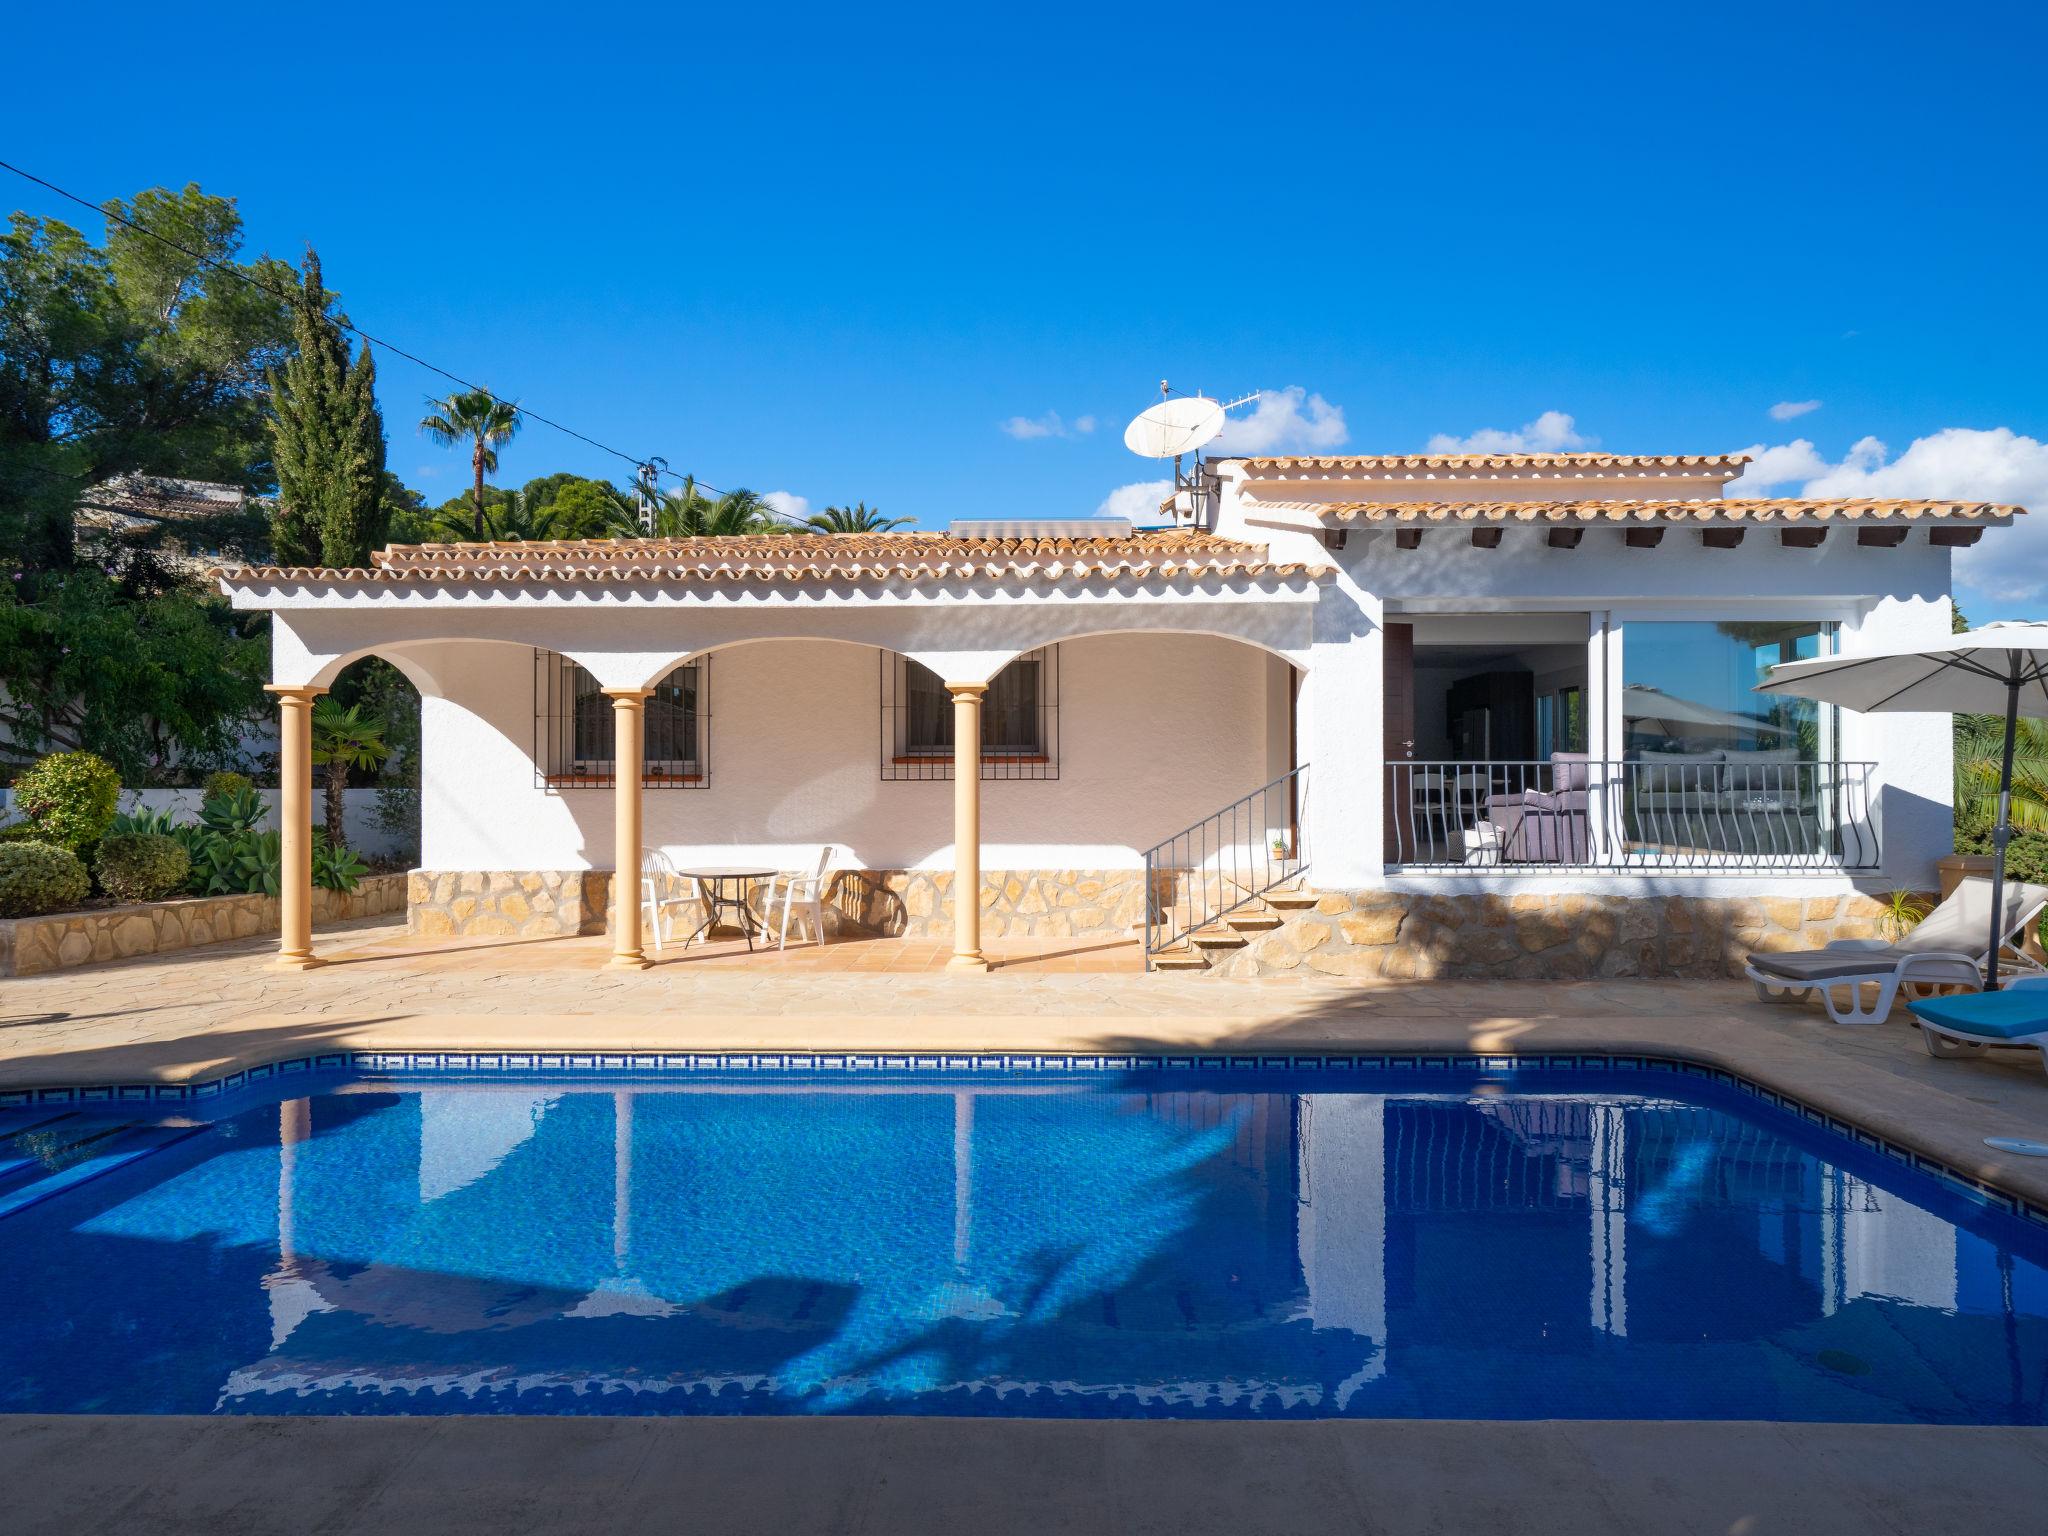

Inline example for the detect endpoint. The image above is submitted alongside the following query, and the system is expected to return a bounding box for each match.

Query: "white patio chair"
[769,846,834,951]
[1745,876,2048,1025]
[641,848,703,953]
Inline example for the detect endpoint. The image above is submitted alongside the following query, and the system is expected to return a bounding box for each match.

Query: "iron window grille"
[880,646,1059,780]
[533,649,709,789]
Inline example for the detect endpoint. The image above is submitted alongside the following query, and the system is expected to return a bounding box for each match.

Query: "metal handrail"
[1385,758,1879,872]
[1141,764,1309,969]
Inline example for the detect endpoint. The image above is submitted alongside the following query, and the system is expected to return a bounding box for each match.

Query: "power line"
[0,157,742,502]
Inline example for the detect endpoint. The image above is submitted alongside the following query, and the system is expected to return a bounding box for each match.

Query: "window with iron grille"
[533,650,708,788]
[880,647,1058,780]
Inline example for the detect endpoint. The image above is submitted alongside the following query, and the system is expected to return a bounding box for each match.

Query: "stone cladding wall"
[1205,890,1891,980]
[404,867,1152,942]
[407,870,614,939]
[0,873,406,977]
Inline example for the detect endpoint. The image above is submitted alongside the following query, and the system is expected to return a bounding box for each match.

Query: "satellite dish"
[1124,395,1226,459]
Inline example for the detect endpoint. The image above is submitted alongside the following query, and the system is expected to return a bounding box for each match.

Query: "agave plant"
[108,804,182,838]
[313,835,369,892]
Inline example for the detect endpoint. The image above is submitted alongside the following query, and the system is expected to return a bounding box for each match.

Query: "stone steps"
[1225,913,1285,933]
[1150,945,1212,971]
[1261,890,1325,911]
[1189,929,1249,951]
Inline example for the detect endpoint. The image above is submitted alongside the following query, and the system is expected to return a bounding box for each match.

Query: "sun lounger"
[1745,876,2048,1025]
[1910,976,2048,1077]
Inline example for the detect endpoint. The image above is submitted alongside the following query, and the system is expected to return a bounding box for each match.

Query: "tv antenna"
[1121,383,1261,527]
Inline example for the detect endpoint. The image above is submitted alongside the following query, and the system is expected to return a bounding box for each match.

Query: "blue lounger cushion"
[1909,991,2048,1040]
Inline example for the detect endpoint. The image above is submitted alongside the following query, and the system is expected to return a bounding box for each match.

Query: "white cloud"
[1425,410,1591,455]
[1210,387,1350,455]
[1734,427,2048,604]
[761,490,811,523]
[1769,399,1822,422]
[1096,480,1173,521]
[1726,439,1833,493]
[1001,410,1094,440]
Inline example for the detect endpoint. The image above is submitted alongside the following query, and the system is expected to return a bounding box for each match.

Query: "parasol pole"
[1986,661,2022,991]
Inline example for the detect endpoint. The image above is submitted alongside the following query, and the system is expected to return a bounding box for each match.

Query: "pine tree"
[266,250,388,567]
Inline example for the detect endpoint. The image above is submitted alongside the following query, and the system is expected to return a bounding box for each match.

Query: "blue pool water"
[0,1066,2044,1421]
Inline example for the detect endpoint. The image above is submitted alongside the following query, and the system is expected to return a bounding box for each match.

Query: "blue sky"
[8,2,2047,614]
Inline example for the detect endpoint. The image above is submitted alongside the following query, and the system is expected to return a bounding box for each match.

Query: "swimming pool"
[0,1061,2042,1421]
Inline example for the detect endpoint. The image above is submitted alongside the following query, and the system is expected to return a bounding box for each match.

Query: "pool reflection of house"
[220,1082,2043,1418]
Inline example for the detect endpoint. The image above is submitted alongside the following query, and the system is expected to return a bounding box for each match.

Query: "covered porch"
[221,529,1326,975]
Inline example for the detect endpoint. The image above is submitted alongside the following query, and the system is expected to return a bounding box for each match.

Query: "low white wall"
[419,633,1290,874]
[0,787,413,859]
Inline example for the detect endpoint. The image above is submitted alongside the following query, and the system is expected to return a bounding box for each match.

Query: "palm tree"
[419,389,522,539]
[309,699,390,847]
[1956,715,2048,831]
[806,501,911,533]
[424,490,564,543]
[604,477,783,539]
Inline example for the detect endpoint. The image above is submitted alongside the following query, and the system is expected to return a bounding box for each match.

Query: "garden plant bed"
[0,872,405,977]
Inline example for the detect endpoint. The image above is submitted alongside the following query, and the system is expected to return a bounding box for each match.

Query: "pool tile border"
[3,1048,2043,1229]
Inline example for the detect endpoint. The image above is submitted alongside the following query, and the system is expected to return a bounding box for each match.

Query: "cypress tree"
[267,250,387,567]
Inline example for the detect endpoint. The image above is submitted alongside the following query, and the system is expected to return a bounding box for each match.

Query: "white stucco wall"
[416,633,1289,874]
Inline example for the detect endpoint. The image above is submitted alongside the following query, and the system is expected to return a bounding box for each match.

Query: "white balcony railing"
[1386,758,1879,872]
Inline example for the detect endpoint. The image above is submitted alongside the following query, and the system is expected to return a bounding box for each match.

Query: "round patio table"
[676,867,777,951]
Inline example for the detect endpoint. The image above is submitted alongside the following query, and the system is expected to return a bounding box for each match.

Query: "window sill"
[890,754,1051,766]
[543,773,704,787]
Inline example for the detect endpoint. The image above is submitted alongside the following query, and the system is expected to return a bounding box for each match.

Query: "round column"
[946,682,989,972]
[605,688,654,970]
[267,684,326,970]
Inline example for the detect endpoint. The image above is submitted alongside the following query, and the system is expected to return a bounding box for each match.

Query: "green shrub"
[0,841,90,918]
[201,771,252,801]
[12,752,120,856]
[94,833,192,904]
[1954,823,2048,886]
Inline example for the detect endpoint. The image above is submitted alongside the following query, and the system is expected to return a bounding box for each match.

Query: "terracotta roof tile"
[1259,498,2020,525]
[217,529,1333,588]
[1233,452,1750,473]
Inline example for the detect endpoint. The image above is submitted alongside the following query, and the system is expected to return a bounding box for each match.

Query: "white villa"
[217,450,2017,978]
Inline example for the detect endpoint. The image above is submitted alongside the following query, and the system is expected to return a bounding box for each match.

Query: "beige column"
[605,688,653,970]
[267,685,326,970]
[946,682,989,972]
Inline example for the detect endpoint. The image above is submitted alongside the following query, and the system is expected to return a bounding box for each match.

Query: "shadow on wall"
[1877,783,1953,892]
